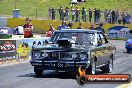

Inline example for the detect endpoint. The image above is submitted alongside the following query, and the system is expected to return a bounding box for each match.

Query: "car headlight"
[33,52,41,58]
[79,54,86,60]
[42,52,48,57]
[72,53,77,59]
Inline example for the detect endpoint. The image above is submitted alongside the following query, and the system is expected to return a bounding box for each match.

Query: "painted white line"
[116,81,132,88]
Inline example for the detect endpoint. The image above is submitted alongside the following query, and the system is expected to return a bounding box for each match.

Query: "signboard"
[0,40,16,62]
[0,37,50,62]
[16,38,49,59]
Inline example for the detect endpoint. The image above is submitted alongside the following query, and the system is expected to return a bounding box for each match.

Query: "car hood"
[126,38,132,44]
[32,38,92,52]
[32,44,89,52]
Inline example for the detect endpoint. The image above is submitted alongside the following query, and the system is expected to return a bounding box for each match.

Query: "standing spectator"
[125,12,131,24]
[93,8,97,23]
[97,9,101,23]
[107,10,112,24]
[118,13,122,24]
[77,23,83,29]
[75,7,80,22]
[95,23,105,33]
[82,7,87,22]
[65,7,69,21]
[115,9,119,23]
[104,9,108,23]
[48,8,52,20]
[122,12,126,25]
[89,24,95,30]
[111,10,116,24]
[71,7,75,21]
[57,21,68,30]
[62,10,65,21]
[51,7,56,20]
[58,7,63,20]
[88,8,92,23]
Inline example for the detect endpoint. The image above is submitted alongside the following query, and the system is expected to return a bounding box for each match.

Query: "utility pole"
[14,0,16,9]
[36,1,38,19]
[36,7,38,19]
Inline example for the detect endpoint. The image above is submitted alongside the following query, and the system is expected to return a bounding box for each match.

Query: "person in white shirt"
[16,25,24,35]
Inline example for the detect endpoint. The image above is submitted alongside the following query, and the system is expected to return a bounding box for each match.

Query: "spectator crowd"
[48,7,131,25]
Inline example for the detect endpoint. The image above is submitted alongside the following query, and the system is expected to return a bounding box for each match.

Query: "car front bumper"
[125,46,132,51]
[30,59,90,71]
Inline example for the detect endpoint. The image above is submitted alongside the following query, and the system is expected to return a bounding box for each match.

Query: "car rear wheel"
[127,50,131,53]
[101,59,113,73]
[86,60,96,74]
[34,67,43,77]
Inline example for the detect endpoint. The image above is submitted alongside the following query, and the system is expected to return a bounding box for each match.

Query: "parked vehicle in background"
[125,37,132,53]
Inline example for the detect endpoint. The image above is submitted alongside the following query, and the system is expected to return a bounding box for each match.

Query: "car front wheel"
[34,67,43,77]
[86,60,96,74]
[101,59,113,73]
[127,50,131,53]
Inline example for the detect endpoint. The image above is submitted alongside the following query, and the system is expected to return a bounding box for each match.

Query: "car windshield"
[50,32,95,44]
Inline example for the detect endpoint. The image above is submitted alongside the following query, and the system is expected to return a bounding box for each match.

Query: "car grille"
[48,52,72,59]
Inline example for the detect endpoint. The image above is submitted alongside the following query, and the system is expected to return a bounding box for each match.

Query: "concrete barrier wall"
[7,18,132,33]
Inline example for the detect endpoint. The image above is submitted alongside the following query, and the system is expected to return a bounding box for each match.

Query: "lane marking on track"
[116,81,132,88]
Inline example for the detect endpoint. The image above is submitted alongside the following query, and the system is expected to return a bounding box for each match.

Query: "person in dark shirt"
[89,24,95,30]
[58,7,63,20]
[111,10,116,24]
[67,21,73,28]
[95,23,105,33]
[93,8,97,23]
[51,7,56,20]
[88,8,92,23]
[57,21,68,30]
[77,23,83,29]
